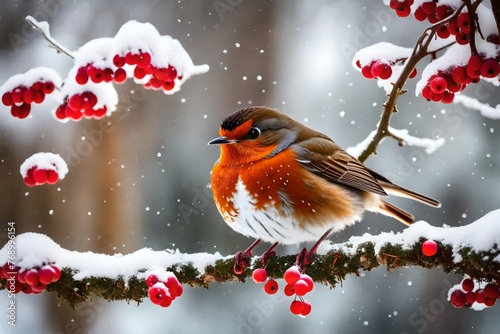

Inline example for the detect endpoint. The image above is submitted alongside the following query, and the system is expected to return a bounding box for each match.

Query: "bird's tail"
[378,200,414,226]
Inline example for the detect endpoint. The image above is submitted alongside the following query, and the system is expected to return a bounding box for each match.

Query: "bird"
[208,106,441,273]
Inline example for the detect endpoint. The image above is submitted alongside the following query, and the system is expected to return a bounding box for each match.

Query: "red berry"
[33,168,49,184]
[55,104,67,120]
[371,62,392,79]
[300,274,314,292]
[162,80,175,91]
[46,170,59,184]
[389,0,402,10]
[414,7,427,21]
[436,25,450,39]
[485,297,497,307]
[31,81,44,92]
[87,65,104,83]
[2,92,13,106]
[429,76,447,94]
[11,86,25,104]
[446,77,462,93]
[451,66,468,84]
[146,274,159,287]
[31,282,46,293]
[480,58,500,78]
[148,284,169,305]
[113,54,125,68]
[75,67,89,85]
[301,300,312,317]
[455,32,469,45]
[409,68,417,79]
[159,295,173,308]
[294,279,309,296]
[136,51,152,68]
[93,106,107,119]
[421,2,436,15]
[442,91,455,104]
[430,91,444,102]
[427,12,439,24]
[103,68,114,82]
[134,67,146,79]
[114,68,127,83]
[475,289,486,303]
[164,276,181,295]
[462,278,474,292]
[421,85,432,100]
[174,283,183,298]
[22,88,34,104]
[466,65,480,79]
[447,20,461,35]
[468,55,483,71]
[252,268,268,284]
[435,5,453,20]
[82,91,97,109]
[11,103,31,119]
[355,59,361,68]
[69,94,84,111]
[450,289,466,308]
[32,90,45,104]
[17,269,27,283]
[284,283,295,297]
[395,3,411,17]
[50,265,61,282]
[264,279,279,295]
[42,81,55,94]
[284,267,301,285]
[290,300,305,315]
[465,291,475,306]
[125,52,137,65]
[457,12,470,34]
[487,34,500,45]
[38,265,56,284]
[21,283,33,294]
[422,240,438,256]
[24,269,40,286]
[484,283,499,299]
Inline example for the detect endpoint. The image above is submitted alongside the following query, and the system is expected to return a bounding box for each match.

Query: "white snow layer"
[0,232,226,282]
[318,209,500,264]
[1,210,499,281]
[453,94,500,120]
[19,152,68,179]
[0,67,62,94]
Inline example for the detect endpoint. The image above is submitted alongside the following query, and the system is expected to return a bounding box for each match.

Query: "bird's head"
[208,107,314,166]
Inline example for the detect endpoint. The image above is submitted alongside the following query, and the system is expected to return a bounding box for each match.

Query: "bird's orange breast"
[211,147,358,228]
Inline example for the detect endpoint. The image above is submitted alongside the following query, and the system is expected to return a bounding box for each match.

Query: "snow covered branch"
[25,15,75,59]
[1,210,499,308]
[356,3,466,162]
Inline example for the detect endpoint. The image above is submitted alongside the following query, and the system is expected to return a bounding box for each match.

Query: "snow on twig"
[453,94,500,120]
[25,15,75,59]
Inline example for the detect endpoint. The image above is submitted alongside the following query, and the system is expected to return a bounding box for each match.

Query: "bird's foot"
[233,239,262,275]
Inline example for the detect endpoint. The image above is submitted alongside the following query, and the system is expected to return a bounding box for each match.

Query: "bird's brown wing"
[294,137,387,196]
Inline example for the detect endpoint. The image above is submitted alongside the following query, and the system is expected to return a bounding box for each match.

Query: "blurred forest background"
[0,0,499,333]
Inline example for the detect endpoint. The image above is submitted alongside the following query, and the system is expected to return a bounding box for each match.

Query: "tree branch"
[357,3,466,163]
[1,215,498,309]
[25,15,75,59]
[491,0,500,36]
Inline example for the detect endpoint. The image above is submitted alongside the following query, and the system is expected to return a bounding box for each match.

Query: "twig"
[357,3,466,163]
[25,15,75,59]
[490,0,500,36]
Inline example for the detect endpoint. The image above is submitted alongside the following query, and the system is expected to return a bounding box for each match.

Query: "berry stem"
[25,15,75,59]
[465,0,483,56]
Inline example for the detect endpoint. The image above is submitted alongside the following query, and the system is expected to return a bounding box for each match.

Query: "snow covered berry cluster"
[20,152,68,187]
[1,262,61,294]
[355,1,500,104]
[449,277,499,309]
[251,266,314,317]
[0,67,61,119]
[145,273,183,308]
[0,18,208,123]
[53,20,208,122]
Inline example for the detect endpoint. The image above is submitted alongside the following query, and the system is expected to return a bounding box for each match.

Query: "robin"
[209,106,440,273]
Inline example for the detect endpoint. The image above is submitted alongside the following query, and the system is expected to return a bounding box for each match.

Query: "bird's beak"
[207,136,237,145]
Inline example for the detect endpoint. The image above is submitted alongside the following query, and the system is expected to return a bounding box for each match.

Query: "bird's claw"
[233,251,251,275]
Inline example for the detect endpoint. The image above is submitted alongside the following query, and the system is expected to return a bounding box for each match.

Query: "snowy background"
[0,0,499,333]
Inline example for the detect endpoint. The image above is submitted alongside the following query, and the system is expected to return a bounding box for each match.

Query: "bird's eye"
[247,127,261,140]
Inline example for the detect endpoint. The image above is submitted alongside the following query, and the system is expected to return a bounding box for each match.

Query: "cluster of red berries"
[421,239,438,256]
[74,50,179,93]
[422,53,500,103]
[389,0,414,18]
[1,81,56,119]
[23,166,59,187]
[54,91,107,121]
[146,273,183,308]
[1,262,61,294]
[251,266,314,317]
[357,60,417,81]
[449,278,499,309]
